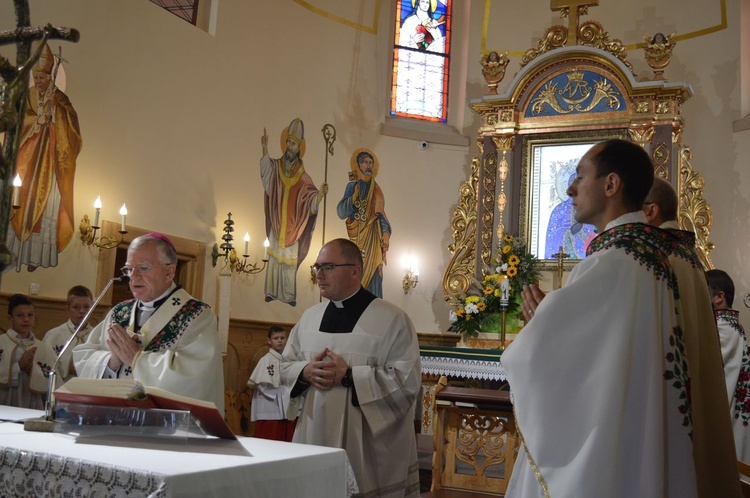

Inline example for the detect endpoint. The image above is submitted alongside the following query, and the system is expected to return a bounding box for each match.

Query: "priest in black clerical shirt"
[281,238,421,498]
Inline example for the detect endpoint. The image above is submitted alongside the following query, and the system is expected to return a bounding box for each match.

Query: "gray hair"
[129,234,178,265]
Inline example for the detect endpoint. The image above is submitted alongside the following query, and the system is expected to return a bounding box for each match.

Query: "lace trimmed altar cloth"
[420,346,506,381]
[0,406,356,498]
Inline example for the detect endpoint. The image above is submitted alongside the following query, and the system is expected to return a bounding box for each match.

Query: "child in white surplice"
[247,325,296,441]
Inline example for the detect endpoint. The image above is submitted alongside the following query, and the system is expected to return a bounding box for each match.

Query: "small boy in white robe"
[247,325,296,441]
[0,294,56,408]
[42,285,94,381]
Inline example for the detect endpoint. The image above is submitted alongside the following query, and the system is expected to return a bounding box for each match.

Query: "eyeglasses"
[310,263,356,275]
[121,263,168,277]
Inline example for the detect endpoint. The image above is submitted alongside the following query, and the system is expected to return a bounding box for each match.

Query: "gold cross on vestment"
[550,0,599,45]
[551,245,570,290]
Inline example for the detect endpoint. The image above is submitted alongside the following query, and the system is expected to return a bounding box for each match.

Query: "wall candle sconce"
[403,258,419,294]
[211,212,268,275]
[79,196,128,249]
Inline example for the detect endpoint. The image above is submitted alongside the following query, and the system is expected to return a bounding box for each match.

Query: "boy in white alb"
[43,285,94,381]
[247,325,296,441]
[0,294,56,408]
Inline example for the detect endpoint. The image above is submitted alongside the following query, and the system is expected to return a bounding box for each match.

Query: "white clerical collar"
[659,220,680,230]
[604,211,647,232]
[140,282,177,309]
[331,289,360,308]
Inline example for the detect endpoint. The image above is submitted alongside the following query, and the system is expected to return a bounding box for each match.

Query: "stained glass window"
[391,0,452,123]
[150,0,200,25]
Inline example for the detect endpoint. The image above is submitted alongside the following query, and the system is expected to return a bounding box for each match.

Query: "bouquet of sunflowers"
[448,233,541,339]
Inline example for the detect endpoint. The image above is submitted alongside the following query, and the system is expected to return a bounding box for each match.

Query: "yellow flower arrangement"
[448,234,540,339]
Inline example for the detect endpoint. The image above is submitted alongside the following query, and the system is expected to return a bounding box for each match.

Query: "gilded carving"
[672,124,683,144]
[635,101,650,113]
[520,25,567,68]
[480,51,510,95]
[578,20,632,70]
[652,142,669,179]
[678,146,714,269]
[486,112,498,126]
[442,157,480,301]
[482,152,498,266]
[655,101,670,114]
[643,32,676,80]
[628,125,654,144]
[500,110,514,122]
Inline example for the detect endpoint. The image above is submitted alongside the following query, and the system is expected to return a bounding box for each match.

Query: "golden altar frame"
[442,4,714,301]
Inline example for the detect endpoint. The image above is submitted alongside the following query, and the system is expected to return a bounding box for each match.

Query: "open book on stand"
[54,378,236,440]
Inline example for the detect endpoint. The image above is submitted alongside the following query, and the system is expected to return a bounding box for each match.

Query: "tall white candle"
[93,196,102,227]
[11,174,21,207]
[500,276,510,305]
[263,238,270,259]
[244,232,250,256]
[119,204,127,231]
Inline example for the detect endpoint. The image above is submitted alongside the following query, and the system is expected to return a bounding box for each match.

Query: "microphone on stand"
[24,275,130,432]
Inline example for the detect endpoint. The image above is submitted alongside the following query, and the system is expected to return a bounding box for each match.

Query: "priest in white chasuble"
[503,140,699,498]
[282,238,421,498]
[707,269,750,465]
[73,234,225,413]
[644,177,741,498]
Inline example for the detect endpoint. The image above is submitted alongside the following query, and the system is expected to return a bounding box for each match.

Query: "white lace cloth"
[421,355,506,381]
[0,447,165,497]
[0,406,354,498]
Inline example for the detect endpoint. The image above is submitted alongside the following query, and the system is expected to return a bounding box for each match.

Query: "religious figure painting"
[260,118,327,306]
[397,0,447,53]
[337,149,391,298]
[7,42,82,271]
[528,142,597,261]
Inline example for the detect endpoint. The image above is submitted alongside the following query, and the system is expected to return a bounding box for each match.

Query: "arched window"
[391,0,453,123]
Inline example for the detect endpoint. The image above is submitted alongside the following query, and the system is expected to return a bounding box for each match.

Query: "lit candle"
[244,232,250,256]
[119,204,127,231]
[263,238,270,259]
[500,276,510,306]
[93,196,102,227]
[413,266,420,283]
[11,174,21,207]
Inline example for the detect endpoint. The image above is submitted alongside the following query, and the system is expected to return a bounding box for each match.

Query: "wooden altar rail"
[426,379,518,497]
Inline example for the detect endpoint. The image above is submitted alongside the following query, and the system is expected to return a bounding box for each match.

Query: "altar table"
[0,407,352,498]
[420,345,506,381]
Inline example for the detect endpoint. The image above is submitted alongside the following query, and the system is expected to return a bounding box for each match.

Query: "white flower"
[449,310,458,323]
[496,263,508,273]
[465,303,479,314]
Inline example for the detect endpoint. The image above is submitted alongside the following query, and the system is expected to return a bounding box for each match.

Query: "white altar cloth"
[0,407,351,497]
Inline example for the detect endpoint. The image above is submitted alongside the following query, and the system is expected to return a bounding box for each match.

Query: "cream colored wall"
[1,0,748,333]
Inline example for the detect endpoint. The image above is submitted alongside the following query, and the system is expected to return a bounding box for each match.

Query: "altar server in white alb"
[73,233,224,413]
[707,269,750,464]
[42,285,94,381]
[643,177,740,497]
[504,139,700,498]
[0,294,56,408]
[282,238,421,498]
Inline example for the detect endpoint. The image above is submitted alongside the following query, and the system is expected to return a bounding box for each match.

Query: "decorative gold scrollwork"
[442,158,480,301]
[520,25,567,68]
[678,146,714,269]
[652,142,670,179]
[578,20,632,70]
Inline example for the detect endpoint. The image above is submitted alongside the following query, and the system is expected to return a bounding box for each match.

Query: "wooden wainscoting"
[0,293,108,338]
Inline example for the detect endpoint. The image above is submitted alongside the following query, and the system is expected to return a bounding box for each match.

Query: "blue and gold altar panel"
[525,69,626,117]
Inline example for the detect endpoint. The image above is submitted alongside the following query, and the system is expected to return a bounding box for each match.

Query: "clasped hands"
[18,347,37,374]
[302,348,348,391]
[106,323,141,371]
